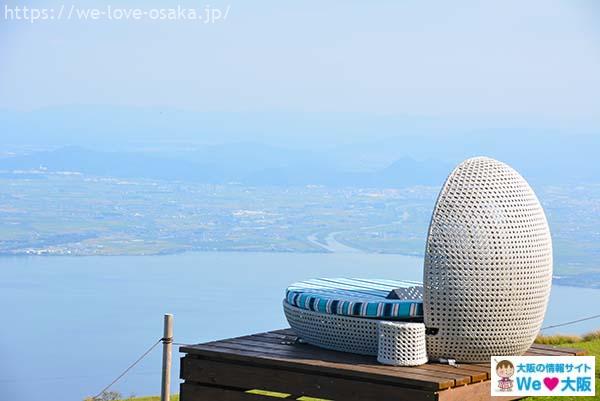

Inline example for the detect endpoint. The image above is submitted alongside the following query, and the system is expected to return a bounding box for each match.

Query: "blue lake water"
[1,252,599,401]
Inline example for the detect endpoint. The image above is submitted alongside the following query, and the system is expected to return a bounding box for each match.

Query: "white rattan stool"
[377,321,428,366]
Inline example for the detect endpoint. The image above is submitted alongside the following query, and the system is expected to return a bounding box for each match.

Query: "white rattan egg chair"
[423,156,553,362]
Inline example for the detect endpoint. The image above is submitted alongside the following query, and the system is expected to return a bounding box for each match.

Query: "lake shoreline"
[1,249,598,289]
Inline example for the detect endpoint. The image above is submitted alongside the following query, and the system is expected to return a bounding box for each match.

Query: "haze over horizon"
[2,0,600,153]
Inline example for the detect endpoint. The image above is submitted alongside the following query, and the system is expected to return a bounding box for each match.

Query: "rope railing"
[540,313,600,331]
[91,337,164,400]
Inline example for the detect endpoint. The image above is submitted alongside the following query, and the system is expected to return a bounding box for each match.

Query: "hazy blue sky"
[1,0,599,122]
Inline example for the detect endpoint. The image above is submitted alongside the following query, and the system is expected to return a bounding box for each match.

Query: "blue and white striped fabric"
[285,278,423,320]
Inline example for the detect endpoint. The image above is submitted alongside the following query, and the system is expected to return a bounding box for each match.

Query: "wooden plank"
[433,363,491,380]
[524,349,568,356]
[192,331,480,387]
[184,334,456,389]
[232,333,487,384]
[252,333,487,372]
[270,329,586,357]
[251,332,490,380]
[437,380,524,401]
[416,363,487,383]
[179,344,452,390]
[272,328,296,336]
[205,340,463,386]
[531,344,587,356]
[180,382,291,401]
[253,332,302,344]
[254,331,300,340]
[221,337,474,385]
[189,342,453,390]
[181,356,436,401]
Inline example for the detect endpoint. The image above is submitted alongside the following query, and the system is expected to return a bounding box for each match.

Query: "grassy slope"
[525,338,599,401]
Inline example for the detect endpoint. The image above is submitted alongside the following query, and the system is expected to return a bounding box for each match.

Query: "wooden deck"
[179,328,586,401]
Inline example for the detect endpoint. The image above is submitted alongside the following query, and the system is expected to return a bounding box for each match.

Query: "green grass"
[535,330,600,345]
[524,336,599,401]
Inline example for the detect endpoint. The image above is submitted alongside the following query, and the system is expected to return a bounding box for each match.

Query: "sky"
[1,0,599,147]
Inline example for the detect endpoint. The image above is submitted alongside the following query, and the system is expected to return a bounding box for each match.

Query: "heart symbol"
[543,377,559,391]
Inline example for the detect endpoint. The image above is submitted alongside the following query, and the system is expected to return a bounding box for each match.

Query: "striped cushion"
[285,278,423,320]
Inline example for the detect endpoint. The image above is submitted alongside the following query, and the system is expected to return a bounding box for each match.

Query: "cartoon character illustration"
[496,360,515,391]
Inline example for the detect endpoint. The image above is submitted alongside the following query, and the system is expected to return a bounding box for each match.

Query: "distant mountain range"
[0,146,453,187]
[1,142,598,188]
[1,107,599,186]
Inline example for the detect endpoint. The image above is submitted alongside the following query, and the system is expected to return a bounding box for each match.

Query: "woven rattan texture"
[423,157,553,362]
[387,286,423,300]
[377,321,428,366]
[283,300,379,355]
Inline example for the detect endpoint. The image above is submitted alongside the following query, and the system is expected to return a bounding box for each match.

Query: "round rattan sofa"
[283,278,424,356]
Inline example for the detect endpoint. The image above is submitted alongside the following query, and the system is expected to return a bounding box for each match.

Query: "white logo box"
[490,355,595,397]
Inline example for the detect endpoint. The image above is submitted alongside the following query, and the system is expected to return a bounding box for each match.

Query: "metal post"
[161,314,173,401]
